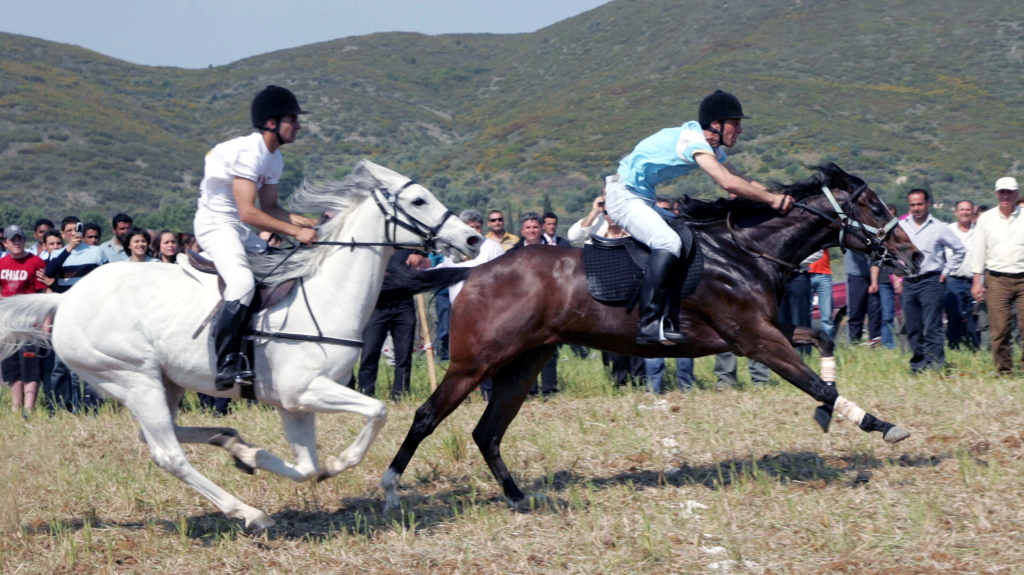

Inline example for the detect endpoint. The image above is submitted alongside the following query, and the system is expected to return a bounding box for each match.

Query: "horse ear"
[351,159,383,186]
[352,159,371,177]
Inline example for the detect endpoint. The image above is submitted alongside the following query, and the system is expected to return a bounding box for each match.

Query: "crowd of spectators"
[0,213,202,417]
[4,175,1023,415]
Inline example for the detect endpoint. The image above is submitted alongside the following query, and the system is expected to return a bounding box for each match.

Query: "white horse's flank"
[0,160,480,530]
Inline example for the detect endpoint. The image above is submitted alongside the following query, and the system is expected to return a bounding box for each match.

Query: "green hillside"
[0,0,1021,232]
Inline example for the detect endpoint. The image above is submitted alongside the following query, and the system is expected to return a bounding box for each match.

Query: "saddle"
[185,250,296,313]
[582,222,703,309]
[182,250,300,399]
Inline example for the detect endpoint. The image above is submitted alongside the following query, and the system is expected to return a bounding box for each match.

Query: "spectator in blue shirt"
[43,216,109,414]
[98,213,133,263]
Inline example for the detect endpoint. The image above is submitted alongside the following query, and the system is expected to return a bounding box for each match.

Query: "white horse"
[0,160,480,530]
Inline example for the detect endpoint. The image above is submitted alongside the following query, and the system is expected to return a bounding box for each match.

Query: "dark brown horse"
[380,164,923,509]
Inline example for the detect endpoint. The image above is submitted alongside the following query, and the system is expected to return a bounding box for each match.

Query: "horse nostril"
[467,236,480,246]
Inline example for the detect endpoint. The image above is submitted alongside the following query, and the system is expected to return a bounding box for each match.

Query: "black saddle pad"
[583,233,704,307]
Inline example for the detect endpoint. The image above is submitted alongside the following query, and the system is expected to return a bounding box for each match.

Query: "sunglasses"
[489,218,503,222]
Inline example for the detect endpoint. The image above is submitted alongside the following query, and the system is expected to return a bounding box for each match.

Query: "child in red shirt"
[0,225,47,415]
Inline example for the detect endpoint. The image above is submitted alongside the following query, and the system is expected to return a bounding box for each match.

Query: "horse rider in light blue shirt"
[605,90,795,345]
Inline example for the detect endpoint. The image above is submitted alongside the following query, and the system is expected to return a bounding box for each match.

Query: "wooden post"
[415,293,438,391]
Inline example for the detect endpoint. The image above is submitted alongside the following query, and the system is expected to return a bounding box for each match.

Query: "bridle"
[726,182,901,269]
[793,183,901,266]
[241,179,458,365]
[314,179,455,252]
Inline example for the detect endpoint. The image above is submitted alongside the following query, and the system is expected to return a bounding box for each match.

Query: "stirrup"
[657,316,685,346]
[637,316,684,346]
[214,355,254,391]
[236,352,255,382]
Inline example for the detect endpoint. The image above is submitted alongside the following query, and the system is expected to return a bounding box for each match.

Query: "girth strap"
[247,330,363,348]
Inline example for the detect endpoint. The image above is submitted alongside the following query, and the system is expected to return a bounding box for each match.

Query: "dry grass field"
[1,346,1022,574]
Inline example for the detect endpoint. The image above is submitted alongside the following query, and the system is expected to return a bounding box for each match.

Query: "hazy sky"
[3,0,609,69]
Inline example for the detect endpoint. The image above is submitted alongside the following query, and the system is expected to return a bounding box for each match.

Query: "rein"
[247,178,454,349]
[725,210,798,269]
[312,180,455,252]
[726,183,901,270]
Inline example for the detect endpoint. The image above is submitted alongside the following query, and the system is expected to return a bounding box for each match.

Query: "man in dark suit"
[541,212,572,247]
[357,249,429,400]
[512,212,564,397]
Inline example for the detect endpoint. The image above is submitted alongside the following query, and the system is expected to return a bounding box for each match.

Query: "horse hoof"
[883,426,911,444]
[510,493,555,512]
[245,513,276,532]
[315,469,332,483]
[383,494,402,514]
[813,405,833,433]
[233,456,255,475]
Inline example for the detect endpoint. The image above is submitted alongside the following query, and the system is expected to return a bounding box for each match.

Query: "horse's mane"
[677,163,864,224]
[248,162,378,285]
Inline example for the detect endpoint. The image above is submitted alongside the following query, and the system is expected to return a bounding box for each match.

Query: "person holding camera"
[42,216,109,414]
[44,216,109,293]
[567,184,613,244]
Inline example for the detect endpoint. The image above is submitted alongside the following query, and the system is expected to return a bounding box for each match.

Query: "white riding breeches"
[194,208,267,305]
[605,180,682,257]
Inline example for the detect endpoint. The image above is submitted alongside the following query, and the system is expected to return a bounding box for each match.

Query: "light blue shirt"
[617,121,727,199]
[99,238,129,263]
[899,214,965,278]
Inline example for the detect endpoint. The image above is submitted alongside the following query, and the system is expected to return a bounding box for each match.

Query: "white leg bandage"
[834,396,866,426]
[820,356,837,383]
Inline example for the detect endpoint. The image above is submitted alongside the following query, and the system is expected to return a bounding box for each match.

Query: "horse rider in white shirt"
[194,85,318,390]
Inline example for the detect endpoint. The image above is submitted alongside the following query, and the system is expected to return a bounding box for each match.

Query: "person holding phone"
[43,216,109,293]
[42,216,109,414]
[567,181,615,244]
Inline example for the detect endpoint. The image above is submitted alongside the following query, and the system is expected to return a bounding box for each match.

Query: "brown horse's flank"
[384,164,920,504]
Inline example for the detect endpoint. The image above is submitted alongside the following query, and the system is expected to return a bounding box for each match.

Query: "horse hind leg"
[119,374,274,530]
[471,345,556,506]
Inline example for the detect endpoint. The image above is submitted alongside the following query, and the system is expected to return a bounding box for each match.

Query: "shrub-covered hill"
[0,0,1021,231]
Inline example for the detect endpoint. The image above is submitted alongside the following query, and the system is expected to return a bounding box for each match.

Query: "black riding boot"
[213,300,255,391]
[636,249,686,345]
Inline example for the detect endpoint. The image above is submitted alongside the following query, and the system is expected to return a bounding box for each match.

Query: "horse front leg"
[737,321,910,444]
[776,322,837,383]
[279,375,388,481]
[382,361,493,512]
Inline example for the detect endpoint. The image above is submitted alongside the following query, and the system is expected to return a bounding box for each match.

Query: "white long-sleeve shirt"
[969,206,1024,275]
[567,217,610,244]
[437,238,505,303]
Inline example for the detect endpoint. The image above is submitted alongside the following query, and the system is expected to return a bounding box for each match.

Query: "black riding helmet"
[251,85,308,144]
[698,90,749,146]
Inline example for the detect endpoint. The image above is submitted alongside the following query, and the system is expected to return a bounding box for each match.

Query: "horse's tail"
[0,293,62,361]
[381,266,474,298]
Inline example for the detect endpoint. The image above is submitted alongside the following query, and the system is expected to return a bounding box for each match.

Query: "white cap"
[995,176,1019,191]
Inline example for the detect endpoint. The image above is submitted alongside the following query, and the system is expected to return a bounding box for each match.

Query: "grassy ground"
[1,346,1022,574]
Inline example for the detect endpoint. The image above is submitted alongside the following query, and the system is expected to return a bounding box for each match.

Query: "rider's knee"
[650,235,682,257]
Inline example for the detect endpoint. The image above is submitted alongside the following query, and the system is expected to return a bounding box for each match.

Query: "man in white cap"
[970,177,1024,374]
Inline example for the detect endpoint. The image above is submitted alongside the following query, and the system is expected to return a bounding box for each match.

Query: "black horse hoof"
[233,456,255,475]
[813,405,833,433]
